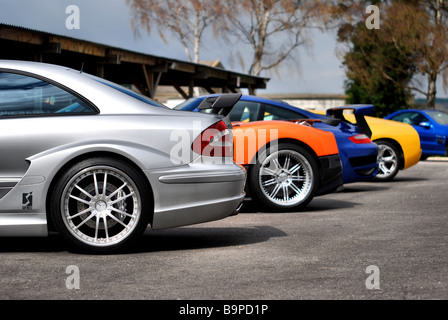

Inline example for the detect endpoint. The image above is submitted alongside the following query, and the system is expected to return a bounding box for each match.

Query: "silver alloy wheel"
[377,143,398,179]
[60,166,142,248]
[258,149,314,207]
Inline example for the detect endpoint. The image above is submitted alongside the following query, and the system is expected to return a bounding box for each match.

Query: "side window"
[229,101,261,122]
[263,104,305,121]
[0,72,96,117]
[410,113,428,126]
[390,112,414,124]
[391,112,428,126]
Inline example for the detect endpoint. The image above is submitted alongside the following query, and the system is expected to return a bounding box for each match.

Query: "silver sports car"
[0,60,246,252]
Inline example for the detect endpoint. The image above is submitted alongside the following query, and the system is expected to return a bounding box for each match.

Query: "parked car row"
[0,60,424,253]
[175,93,422,185]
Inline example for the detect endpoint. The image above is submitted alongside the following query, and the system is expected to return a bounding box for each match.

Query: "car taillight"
[192,120,233,157]
[348,133,372,144]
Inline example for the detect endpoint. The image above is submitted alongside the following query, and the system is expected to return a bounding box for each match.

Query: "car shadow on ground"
[388,176,428,183]
[304,198,361,212]
[0,225,287,255]
[0,233,67,253]
[239,197,360,213]
[338,183,390,193]
[132,225,287,253]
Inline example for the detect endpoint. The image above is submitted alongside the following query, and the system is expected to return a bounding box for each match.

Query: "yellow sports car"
[315,107,422,181]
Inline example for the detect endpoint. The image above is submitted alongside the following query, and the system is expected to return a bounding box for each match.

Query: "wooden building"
[0,23,269,100]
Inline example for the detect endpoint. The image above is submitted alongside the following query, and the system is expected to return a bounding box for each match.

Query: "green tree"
[335,0,448,109]
[340,20,415,117]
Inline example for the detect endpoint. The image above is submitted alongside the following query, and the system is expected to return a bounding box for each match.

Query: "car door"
[408,112,438,153]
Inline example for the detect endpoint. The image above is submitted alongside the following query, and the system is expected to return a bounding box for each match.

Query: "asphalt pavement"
[1,159,447,304]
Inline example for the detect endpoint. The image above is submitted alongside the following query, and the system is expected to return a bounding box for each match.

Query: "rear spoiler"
[326,104,374,138]
[197,93,242,117]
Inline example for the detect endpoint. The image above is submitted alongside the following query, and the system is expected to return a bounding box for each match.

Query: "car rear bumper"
[316,154,344,196]
[336,139,379,184]
[146,162,246,230]
[344,154,379,183]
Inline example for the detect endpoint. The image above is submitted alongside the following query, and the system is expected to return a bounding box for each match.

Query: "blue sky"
[0,0,443,97]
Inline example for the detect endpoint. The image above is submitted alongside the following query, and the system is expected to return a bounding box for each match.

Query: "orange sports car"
[231,120,343,211]
[182,93,344,211]
[189,93,344,211]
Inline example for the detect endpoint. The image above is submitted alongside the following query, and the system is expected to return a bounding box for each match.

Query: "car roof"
[388,108,448,114]
[0,60,171,115]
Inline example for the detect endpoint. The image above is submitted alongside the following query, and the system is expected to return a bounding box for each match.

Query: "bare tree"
[126,0,223,63]
[220,0,332,77]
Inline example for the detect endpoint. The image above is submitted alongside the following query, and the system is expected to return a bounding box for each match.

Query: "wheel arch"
[245,138,321,210]
[246,138,322,185]
[276,138,321,164]
[373,138,405,170]
[249,137,320,164]
[45,151,155,232]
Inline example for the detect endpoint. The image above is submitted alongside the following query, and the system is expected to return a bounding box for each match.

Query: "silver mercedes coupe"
[0,60,246,252]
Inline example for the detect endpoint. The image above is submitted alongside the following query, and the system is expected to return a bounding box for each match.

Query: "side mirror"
[419,121,431,128]
[418,121,431,129]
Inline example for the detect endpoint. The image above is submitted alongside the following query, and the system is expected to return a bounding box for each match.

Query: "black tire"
[50,157,151,253]
[374,140,400,181]
[249,143,319,211]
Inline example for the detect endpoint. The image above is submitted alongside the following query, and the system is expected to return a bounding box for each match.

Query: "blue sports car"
[385,109,448,159]
[175,94,379,184]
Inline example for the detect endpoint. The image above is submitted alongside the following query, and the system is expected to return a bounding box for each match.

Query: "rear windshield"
[96,79,168,109]
[78,70,168,109]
